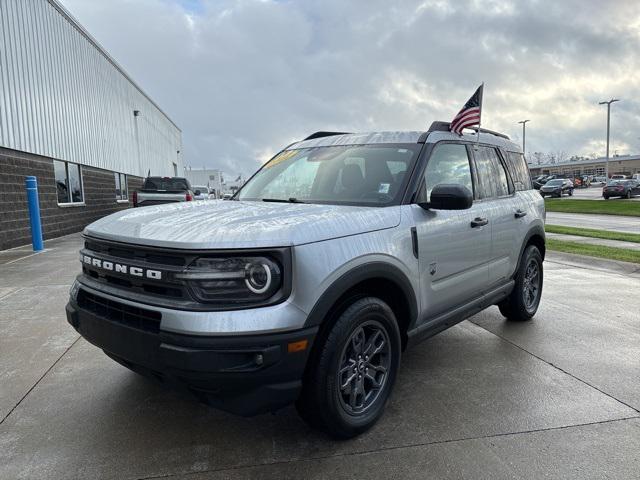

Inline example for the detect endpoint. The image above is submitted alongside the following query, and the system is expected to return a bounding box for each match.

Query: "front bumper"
[66,297,317,416]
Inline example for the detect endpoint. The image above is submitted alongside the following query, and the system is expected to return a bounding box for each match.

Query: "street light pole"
[518,120,530,158]
[599,99,619,179]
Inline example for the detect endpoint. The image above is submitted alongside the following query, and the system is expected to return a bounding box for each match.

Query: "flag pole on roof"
[449,83,484,148]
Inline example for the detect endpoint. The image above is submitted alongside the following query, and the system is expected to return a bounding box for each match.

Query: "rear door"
[412,142,490,319]
[470,146,521,286]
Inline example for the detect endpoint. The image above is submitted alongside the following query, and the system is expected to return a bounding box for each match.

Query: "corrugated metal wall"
[0,0,182,177]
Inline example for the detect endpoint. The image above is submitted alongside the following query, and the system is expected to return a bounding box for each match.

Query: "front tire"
[296,297,401,438]
[498,245,543,321]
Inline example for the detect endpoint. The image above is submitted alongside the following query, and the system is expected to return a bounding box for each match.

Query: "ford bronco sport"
[66,122,545,438]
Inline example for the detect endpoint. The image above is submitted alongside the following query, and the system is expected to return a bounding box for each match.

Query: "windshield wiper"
[261,197,305,203]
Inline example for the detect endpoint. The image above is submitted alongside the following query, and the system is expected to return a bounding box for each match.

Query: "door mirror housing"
[419,184,473,210]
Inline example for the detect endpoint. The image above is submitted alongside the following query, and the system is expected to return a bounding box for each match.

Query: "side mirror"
[419,184,473,210]
[194,190,201,196]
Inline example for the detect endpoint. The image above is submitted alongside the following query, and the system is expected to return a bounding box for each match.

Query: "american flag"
[450,84,483,135]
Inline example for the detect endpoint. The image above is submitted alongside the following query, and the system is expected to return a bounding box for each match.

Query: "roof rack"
[303,131,351,141]
[426,121,510,140]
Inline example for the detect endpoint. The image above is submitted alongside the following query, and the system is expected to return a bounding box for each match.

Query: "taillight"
[133,191,138,207]
[186,193,193,201]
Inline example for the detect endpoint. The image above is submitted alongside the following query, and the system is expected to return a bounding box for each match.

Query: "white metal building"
[0,0,183,249]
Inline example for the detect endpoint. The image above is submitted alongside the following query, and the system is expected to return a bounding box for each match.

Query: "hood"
[84,200,401,249]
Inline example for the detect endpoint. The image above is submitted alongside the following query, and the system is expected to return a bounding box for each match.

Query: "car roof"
[288,128,521,152]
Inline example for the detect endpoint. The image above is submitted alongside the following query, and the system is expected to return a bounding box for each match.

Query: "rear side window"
[506,151,532,191]
[143,177,190,191]
[473,146,511,199]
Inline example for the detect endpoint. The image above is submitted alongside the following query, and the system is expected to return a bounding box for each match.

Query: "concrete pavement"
[1,234,639,479]
[546,211,640,234]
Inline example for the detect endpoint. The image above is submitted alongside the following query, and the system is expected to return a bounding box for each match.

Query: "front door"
[413,142,490,320]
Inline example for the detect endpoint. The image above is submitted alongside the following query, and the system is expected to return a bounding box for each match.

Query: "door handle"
[471,217,489,228]
[514,209,527,218]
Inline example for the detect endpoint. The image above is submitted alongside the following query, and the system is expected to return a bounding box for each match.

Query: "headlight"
[176,256,284,305]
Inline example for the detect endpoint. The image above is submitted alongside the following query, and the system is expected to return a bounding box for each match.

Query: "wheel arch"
[303,262,418,351]
[519,224,546,266]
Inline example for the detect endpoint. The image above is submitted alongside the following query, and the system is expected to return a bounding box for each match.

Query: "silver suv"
[66,122,545,438]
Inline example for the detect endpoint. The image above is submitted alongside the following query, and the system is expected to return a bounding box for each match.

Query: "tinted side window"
[420,143,473,202]
[473,146,510,199]
[506,151,532,191]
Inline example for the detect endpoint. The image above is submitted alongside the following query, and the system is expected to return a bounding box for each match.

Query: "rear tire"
[604,195,609,200]
[296,297,401,438]
[498,245,543,322]
[626,191,631,199]
[568,189,573,196]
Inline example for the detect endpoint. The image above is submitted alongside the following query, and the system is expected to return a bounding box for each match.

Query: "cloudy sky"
[61,0,640,176]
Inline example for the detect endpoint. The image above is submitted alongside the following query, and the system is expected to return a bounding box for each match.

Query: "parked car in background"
[574,176,590,188]
[593,176,607,186]
[610,174,627,180]
[540,178,574,197]
[192,186,212,201]
[222,193,234,200]
[133,177,195,207]
[603,180,640,199]
[631,173,640,181]
[532,175,549,190]
[534,175,558,189]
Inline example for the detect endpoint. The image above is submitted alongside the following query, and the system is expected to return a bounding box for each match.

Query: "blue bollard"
[25,176,44,252]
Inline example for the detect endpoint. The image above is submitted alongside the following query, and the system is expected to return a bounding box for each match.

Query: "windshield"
[237,144,421,206]
[546,179,563,186]
[142,177,190,192]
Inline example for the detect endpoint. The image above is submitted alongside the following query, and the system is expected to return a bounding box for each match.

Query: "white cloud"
[62,0,640,175]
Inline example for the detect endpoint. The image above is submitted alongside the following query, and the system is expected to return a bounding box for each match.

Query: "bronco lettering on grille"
[82,255,162,280]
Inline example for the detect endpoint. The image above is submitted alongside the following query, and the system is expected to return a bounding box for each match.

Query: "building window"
[115,172,128,201]
[53,160,84,205]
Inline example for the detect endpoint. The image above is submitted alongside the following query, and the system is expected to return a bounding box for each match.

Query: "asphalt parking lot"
[1,234,639,479]
[555,185,640,201]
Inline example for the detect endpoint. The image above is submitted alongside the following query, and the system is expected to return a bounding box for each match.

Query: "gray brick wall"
[0,148,143,250]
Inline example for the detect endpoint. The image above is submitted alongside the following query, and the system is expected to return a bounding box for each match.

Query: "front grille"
[81,237,190,301]
[83,268,184,298]
[77,289,161,333]
[84,239,186,266]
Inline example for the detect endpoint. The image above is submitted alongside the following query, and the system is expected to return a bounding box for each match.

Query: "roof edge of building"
[529,155,640,169]
[47,0,181,132]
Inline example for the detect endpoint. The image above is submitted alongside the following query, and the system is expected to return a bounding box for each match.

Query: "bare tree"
[554,151,568,163]
[531,151,545,165]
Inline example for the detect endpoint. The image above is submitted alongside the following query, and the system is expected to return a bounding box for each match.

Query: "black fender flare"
[518,224,546,267]
[303,261,418,330]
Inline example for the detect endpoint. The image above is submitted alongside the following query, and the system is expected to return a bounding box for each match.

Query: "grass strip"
[545,225,640,244]
[546,238,640,264]
[544,198,640,217]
